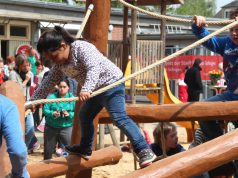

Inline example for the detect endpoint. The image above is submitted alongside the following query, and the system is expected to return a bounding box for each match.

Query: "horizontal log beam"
[98,101,238,123]
[27,146,122,178]
[122,129,238,178]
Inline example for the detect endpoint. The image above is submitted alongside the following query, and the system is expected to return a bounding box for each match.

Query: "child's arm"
[192,16,228,55]
[31,67,63,100]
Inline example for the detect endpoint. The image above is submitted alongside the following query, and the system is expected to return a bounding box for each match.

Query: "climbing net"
[25,1,238,108]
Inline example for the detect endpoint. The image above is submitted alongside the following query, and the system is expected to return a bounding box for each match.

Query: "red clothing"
[0,73,4,85]
[178,72,188,103]
[178,85,188,102]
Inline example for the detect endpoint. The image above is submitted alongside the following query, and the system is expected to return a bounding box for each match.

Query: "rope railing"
[76,4,94,38]
[25,20,238,109]
[118,0,234,25]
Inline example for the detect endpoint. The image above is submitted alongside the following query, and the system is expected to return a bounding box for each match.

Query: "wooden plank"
[28,146,122,178]
[122,129,238,178]
[97,101,238,123]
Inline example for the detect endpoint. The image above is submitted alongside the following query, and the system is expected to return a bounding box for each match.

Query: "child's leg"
[65,97,103,159]
[102,84,156,167]
[44,125,58,160]
[78,97,103,149]
[58,127,72,148]
[102,84,149,153]
[199,91,234,140]
[25,112,36,148]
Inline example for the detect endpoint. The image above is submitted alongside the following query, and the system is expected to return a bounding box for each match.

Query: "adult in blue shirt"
[192,10,238,140]
[0,94,28,178]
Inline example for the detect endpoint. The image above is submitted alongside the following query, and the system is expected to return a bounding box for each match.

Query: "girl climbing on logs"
[30,26,156,168]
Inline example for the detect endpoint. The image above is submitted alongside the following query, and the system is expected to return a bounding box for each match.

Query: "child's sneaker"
[137,148,156,168]
[56,148,64,157]
[65,144,92,160]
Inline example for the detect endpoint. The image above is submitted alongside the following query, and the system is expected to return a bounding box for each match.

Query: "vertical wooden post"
[120,6,129,142]
[130,1,137,104]
[84,0,111,53]
[159,0,166,105]
[0,81,25,178]
[67,0,111,178]
[122,6,129,74]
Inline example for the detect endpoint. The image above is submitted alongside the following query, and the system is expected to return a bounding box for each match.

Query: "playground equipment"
[147,70,199,141]
[98,101,238,123]
[13,0,238,177]
[121,129,238,178]
[96,101,238,177]
[27,146,122,178]
[3,81,238,177]
[124,59,198,141]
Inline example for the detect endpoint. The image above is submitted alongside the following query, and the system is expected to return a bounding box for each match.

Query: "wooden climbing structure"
[2,0,238,178]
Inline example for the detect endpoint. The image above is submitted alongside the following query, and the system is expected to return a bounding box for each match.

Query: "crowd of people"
[2,8,238,178]
[1,45,78,177]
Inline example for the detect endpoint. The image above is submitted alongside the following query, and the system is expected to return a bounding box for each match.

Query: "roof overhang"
[0,9,81,23]
[0,0,85,23]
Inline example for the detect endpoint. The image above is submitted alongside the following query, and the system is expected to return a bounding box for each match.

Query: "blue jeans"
[25,112,37,149]
[78,83,149,154]
[199,91,238,140]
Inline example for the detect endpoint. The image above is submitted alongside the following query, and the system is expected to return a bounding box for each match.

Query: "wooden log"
[122,129,238,178]
[28,145,122,178]
[68,0,111,177]
[98,102,238,123]
[0,81,25,178]
[84,0,110,55]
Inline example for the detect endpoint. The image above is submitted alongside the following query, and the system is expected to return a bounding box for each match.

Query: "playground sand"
[28,123,189,178]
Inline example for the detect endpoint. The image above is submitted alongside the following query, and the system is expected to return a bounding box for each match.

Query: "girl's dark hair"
[37,26,75,54]
[58,77,70,88]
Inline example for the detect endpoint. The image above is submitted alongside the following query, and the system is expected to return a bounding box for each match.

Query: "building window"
[10,26,27,37]
[0,25,4,36]
[224,11,230,18]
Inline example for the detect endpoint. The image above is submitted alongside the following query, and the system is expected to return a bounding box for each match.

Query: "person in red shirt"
[178,66,189,102]
[0,58,8,85]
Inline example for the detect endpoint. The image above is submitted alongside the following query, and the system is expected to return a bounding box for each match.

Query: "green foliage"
[174,0,216,17]
[111,2,123,8]
[39,0,216,17]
